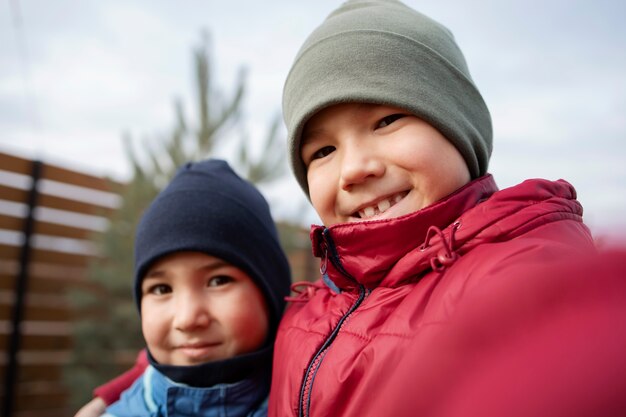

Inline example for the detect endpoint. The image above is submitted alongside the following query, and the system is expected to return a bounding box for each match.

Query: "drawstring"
[285,281,326,303]
[419,221,461,272]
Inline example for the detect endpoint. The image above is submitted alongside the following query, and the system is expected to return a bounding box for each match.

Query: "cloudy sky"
[1,0,625,238]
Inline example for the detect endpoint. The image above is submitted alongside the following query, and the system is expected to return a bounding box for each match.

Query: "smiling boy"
[103,159,291,417]
[268,0,626,416]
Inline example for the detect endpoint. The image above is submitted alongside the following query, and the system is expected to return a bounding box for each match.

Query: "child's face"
[301,103,471,226]
[140,251,269,366]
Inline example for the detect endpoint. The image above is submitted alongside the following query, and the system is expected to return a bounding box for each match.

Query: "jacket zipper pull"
[320,245,328,275]
[319,238,342,294]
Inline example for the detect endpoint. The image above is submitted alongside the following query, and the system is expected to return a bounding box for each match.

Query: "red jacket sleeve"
[93,349,148,405]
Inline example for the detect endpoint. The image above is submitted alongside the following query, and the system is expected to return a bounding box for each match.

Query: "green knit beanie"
[283,0,493,197]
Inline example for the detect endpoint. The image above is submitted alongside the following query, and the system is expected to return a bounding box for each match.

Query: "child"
[83,1,626,416]
[99,159,291,416]
[269,0,626,416]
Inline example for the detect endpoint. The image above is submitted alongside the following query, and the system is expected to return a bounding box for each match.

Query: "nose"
[339,140,385,190]
[173,292,211,331]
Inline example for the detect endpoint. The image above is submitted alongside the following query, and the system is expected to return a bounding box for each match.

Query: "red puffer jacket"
[269,175,626,417]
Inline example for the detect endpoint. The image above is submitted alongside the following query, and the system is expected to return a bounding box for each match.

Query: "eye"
[208,275,234,287]
[311,146,335,161]
[146,283,171,295]
[377,113,406,129]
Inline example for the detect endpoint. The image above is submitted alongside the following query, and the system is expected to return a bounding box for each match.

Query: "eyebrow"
[301,128,325,147]
[144,258,229,279]
[301,102,381,145]
[144,270,165,279]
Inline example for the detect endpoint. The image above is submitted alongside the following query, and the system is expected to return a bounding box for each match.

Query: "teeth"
[377,199,391,212]
[357,192,406,219]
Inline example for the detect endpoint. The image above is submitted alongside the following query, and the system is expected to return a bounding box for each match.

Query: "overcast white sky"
[1,0,625,238]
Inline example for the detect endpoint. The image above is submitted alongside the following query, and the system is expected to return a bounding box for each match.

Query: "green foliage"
[64,31,289,407]
[237,114,287,184]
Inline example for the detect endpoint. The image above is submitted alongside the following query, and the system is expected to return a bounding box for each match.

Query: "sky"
[1,0,625,239]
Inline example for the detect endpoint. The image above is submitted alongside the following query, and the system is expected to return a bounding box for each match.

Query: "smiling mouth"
[354,191,408,219]
[178,343,220,358]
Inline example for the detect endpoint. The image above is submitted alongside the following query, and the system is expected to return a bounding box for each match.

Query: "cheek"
[307,166,335,223]
[402,136,470,202]
[225,290,269,352]
[426,147,470,200]
[141,301,167,347]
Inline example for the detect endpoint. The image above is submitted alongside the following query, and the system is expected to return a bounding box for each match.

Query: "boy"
[99,159,291,416]
[84,1,626,416]
[270,0,626,416]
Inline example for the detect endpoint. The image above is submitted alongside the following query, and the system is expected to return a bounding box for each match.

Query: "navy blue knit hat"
[133,159,291,338]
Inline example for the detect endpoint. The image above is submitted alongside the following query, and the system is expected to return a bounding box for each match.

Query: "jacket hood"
[311,175,584,290]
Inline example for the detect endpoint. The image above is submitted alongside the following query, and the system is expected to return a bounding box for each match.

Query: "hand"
[74,397,107,417]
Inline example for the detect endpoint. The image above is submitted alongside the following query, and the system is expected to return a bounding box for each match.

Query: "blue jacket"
[104,365,268,417]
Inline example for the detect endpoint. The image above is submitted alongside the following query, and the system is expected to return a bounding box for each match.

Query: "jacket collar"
[144,365,269,416]
[310,175,583,290]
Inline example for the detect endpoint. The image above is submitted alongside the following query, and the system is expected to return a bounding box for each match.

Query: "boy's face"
[301,103,471,226]
[140,251,269,366]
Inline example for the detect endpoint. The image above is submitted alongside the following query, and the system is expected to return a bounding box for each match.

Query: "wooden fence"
[0,150,319,416]
[0,150,121,416]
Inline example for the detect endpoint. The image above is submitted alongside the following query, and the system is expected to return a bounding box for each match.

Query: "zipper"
[298,229,367,417]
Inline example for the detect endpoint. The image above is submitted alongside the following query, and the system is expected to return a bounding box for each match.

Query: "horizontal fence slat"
[0,183,28,204]
[37,193,115,216]
[0,151,123,192]
[41,163,122,194]
[14,407,74,417]
[0,243,20,259]
[34,220,101,240]
[0,334,72,351]
[0,213,25,232]
[0,215,99,241]
[0,151,32,176]
[1,184,116,216]
[31,248,92,266]
[0,364,63,382]
[0,302,106,322]
[13,391,69,411]
[0,305,71,322]
[0,261,90,281]
[0,274,12,289]
[0,244,92,266]
[0,274,101,294]
[0,307,107,322]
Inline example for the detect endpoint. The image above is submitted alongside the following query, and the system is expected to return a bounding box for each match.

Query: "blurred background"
[1,0,625,415]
